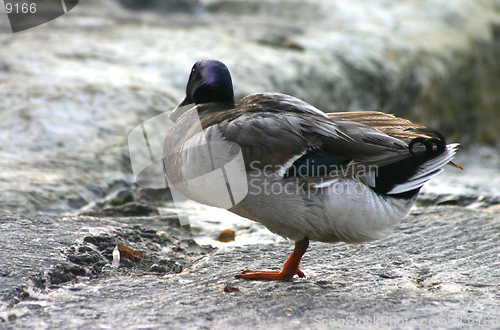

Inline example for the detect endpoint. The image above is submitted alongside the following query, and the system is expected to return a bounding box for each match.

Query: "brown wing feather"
[205,110,415,177]
[327,111,429,141]
[327,112,464,171]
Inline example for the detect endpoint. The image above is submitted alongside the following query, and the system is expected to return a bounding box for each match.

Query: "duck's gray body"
[164,92,458,244]
[231,173,417,243]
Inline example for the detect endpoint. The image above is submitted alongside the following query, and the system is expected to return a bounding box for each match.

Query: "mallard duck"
[164,60,461,280]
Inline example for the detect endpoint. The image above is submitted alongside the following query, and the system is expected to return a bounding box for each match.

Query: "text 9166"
[5,2,37,14]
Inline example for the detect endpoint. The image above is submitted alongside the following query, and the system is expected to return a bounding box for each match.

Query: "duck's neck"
[196,101,237,128]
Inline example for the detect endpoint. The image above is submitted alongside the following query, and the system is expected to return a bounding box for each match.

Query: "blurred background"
[0,0,499,246]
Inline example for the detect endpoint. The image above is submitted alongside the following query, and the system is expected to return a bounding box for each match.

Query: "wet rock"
[0,214,210,308]
[418,147,500,209]
[118,0,198,12]
[159,259,184,273]
[108,189,135,206]
[1,1,500,326]
[417,193,482,207]
[67,251,102,266]
[83,234,115,250]
[66,196,88,210]
[47,264,88,285]
[81,203,159,217]
[78,185,172,217]
[147,264,167,273]
[136,187,173,206]
[2,207,500,329]
[0,0,499,215]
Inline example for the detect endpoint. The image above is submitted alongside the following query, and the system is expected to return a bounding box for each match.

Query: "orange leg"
[237,237,309,281]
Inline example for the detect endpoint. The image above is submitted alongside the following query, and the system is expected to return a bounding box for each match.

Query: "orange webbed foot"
[237,268,305,281]
[236,237,309,281]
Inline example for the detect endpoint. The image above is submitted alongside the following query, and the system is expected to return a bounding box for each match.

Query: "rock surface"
[0,213,211,306]
[1,1,500,328]
[0,0,500,213]
[1,207,500,329]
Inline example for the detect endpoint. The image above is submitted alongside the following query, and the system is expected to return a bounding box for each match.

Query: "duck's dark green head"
[184,60,234,105]
[170,60,235,122]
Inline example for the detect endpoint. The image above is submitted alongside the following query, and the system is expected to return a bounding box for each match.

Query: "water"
[159,200,283,247]
[420,146,500,205]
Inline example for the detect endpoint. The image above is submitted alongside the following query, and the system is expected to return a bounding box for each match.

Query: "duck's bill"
[169,97,195,122]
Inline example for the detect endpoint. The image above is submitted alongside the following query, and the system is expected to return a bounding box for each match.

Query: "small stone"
[108,189,134,206]
[222,284,240,293]
[137,188,173,205]
[148,264,167,273]
[81,203,159,217]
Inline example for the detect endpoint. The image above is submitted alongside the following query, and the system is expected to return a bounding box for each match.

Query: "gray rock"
[0,214,209,306]
[0,0,499,214]
[107,189,135,206]
[1,207,500,328]
[118,0,199,12]
[136,187,173,206]
[81,202,160,217]
[1,1,500,327]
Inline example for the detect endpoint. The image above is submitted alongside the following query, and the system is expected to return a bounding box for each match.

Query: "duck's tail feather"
[369,131,458,197]
[386,143,459,195]
[327,111,464,171]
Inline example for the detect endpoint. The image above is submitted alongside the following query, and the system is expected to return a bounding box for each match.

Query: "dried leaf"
[117,244,143,262]
[217,229,235,242]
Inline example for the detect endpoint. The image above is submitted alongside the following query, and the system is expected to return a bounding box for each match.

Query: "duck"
[163,59,462,281]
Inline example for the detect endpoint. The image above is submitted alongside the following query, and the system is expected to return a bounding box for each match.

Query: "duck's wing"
[327,111,429,141]
[207,111,414,171]
[237,93,331,118]
[203,104,458,196]
[201,95,419,173]
[327,111,464,170]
